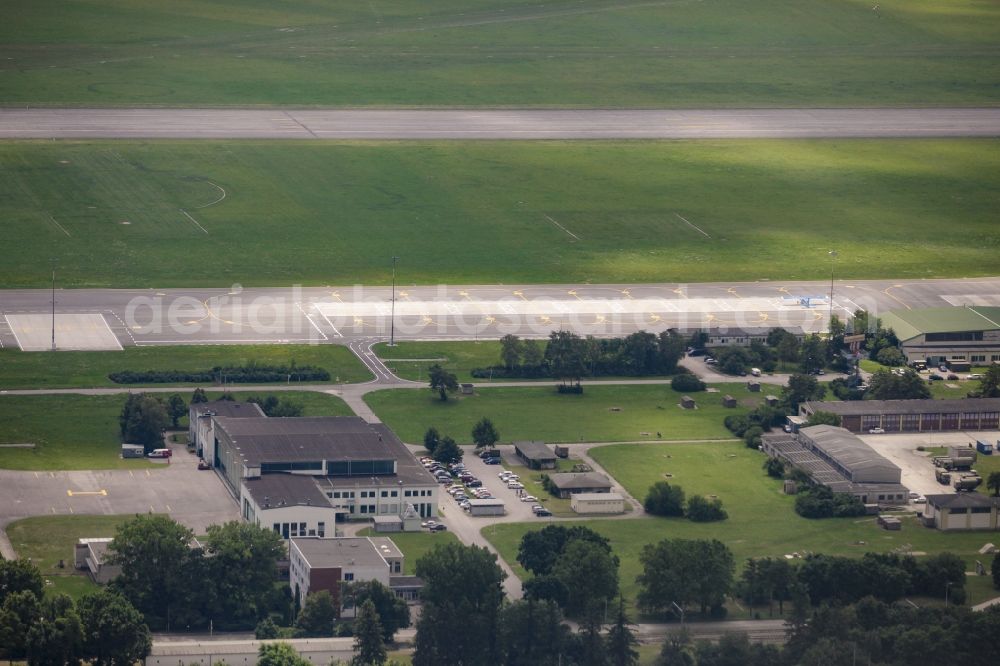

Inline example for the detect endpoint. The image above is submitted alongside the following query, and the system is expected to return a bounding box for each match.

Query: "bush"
[556,384,583,394]
[794,486,866,519]
[743,425,764,449]
[109,363,330,384]
[686,495,728,522]
[724,415,750,437]
[875,346,906,367]
[671,374,707,392]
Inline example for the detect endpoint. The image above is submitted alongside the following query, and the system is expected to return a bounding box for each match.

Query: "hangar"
[800,398,1000,433]
[880,306,1000,366]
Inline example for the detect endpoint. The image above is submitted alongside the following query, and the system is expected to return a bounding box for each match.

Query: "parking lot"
[860,430,1000,499]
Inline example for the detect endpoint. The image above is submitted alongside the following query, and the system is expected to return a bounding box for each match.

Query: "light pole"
[945,581,952,606]
[389,255,399,346]
[50,259,57,351]
[828,250,838,337]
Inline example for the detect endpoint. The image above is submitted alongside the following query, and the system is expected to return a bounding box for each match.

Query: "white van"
[751,368,761,377]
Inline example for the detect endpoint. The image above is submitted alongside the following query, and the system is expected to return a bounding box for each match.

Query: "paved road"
[3,277,999,349]
[2,108,1000,139]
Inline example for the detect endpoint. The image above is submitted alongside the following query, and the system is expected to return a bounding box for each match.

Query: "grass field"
[374,341,501,383]
[365,384,751,444]
[5,515,137,600]
[3,139,999,288]
[0,344,371,389]
[0,391,352,470]
[2,1,999,108]
[485,441,1000,615]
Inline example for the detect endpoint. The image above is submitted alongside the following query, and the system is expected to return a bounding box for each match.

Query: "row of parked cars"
[421,457,497,513]
[497,470,551,516]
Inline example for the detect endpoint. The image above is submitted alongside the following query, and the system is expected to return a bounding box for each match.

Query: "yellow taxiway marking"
[458,290,471,299]
[145,469,151,477]
[777,286,790,294]
[331,291,343,302]
[813,311,824,320]
[621,289,632,299]
[513,290,527,300]
[67,489,108,497]
[758,312,769,321]
[129,470,134,478]
[568,289,580,299]
[150,505,155,513]
[69,507,74,514]
[539,315,551,323]
[648,314,662,322]
[671,287,687,298]
[399,290,410,300]
[34,472,39,479]
[484,316,496,325]
[422,316,436,325]
[165,504,172,512]
[727,287,740,297]
[883,284,912,310]
[50,507,56,514]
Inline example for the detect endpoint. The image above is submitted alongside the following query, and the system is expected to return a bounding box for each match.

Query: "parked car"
[928,374,943,381]
[947,374,959,380]
[429,523,448,532]
[534,509,552,517]
[869,427,885,434]
[148,448,172,458]
[969,373,984,380]
[484,457,501,465]
[521,495,538,503]
[939,364,949,372]
[705,357,717,365]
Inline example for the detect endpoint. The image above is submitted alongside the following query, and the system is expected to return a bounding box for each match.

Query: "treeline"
[472,331,687,381]
[643,481,728,522]
[793,485,866,518]
[109,362,330,384]
[0,559,151,664]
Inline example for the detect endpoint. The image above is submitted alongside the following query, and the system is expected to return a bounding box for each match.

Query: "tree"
[805,410,841,427]
[605,596,639,666]
[670,374,706,392]
[655,629,697,666]
[866,368,930,400]
[77,589,151,666]
[497,598,572,666]
[257,642,312,666]
[763,457,785,479]
[431,436,462,465]
[246,394,304,417]
[25,593,84,666]
[521,339,544,367]
[346,580,410,642]
[352,599,387,666]
[875,346,905,367]
[782,374,826,412]
[517,525,613,576]
[545,331,586,387]
[166,393,187,428]
[798,335,827,374]
[975,364,1000,398]
[471,417,500,450]
[119,393,169,452]
[296,590,336,637]
[715,345,752,375]
[993,552,1000,590]
[255,617,279,639]
[500,334,522,369]
[413,543,506,666]
[643,481,685,517]
[107,514,197,631]
[988,471,1000,497]
[743,425,764,449]
[686,495,727,522]
[0,590,41,659]
[191,387,209,404]
[0,559,44,607]
[551,539,620,619]
[203,521,285,630]
[422,427,440,454]
[637,539,734,616]
[428,364,458,401]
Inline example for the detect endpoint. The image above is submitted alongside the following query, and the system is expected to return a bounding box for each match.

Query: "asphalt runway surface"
[2,108,1000,139]
[2,277,999,349]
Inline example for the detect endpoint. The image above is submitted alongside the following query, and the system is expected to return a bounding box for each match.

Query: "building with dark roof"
[206,415,437,538]
[189,399,265,461]
[800,398,1000,433]
[680,326,806,349]
[547,472,613,499]
[880,306,1000,366]
[922,494,1000,531]
[761,425,908,506]
[514,441,557,470]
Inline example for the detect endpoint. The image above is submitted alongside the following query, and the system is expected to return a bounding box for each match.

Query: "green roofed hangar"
[881,306,1000,368]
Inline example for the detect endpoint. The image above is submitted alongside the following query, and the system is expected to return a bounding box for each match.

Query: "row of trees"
[643,481,728,522]
[119,392,187,450]
[703,325,844,377]
[109,362,330,385]
[0,559,150,665]
[478,330,687,383]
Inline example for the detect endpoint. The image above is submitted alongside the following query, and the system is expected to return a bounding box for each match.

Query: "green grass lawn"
[0,391,351,470]
[3,140,1000,288]
[0,344,371,389]
[374,341,501,383]
[357,528,460,575]
[2,0,999,108]
[365,384,750,444]
[5,515,137,600]
[486,441,1000,616]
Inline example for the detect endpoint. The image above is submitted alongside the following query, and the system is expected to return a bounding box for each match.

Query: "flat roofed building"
[881,306,1000,366]
[800,398,1000,433]
[761,426,908,506]
[514,441,557,470]
[681,326,805,349]
[288,537,404,609]
[74,538,121,584]
[571,492,625,514]
[190,400,264,463]
[922,494,1000,531]
[547,472,613,499]
[242,473,337,539]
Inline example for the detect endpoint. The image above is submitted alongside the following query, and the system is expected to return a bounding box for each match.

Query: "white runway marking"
[195,180,227,209]
[5,313,123,351]
[544,214,580,241]
[47,215,71,237]
[675,212,710,238]
[179,209,209,234]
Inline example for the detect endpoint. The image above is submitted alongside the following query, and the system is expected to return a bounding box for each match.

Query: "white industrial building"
[571,492,625,514]
[922,494,1000,531]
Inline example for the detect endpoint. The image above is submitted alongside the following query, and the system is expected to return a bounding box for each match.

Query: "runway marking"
[568,290,580,299]
[145,469,150,477]
[166,504,172,512]
[295,302,330,341]
[195,180,227,209]
[315,307,343,339]
[882,285,912,310]
[675,212,711,238]
[458,290,471,300]
[672,287,687,298]
[179,209,209,234]
[399,290,410,300]
[331,291,343,302]
[621,289,632,299]
[98,315,124,350]
[47,214,71,237]
[66,489,107,496]
[544,214,580,241]
[513,290,527,300]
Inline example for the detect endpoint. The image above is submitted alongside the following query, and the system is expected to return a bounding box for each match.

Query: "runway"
[2,277,999,349]
[2,108,1000,139]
